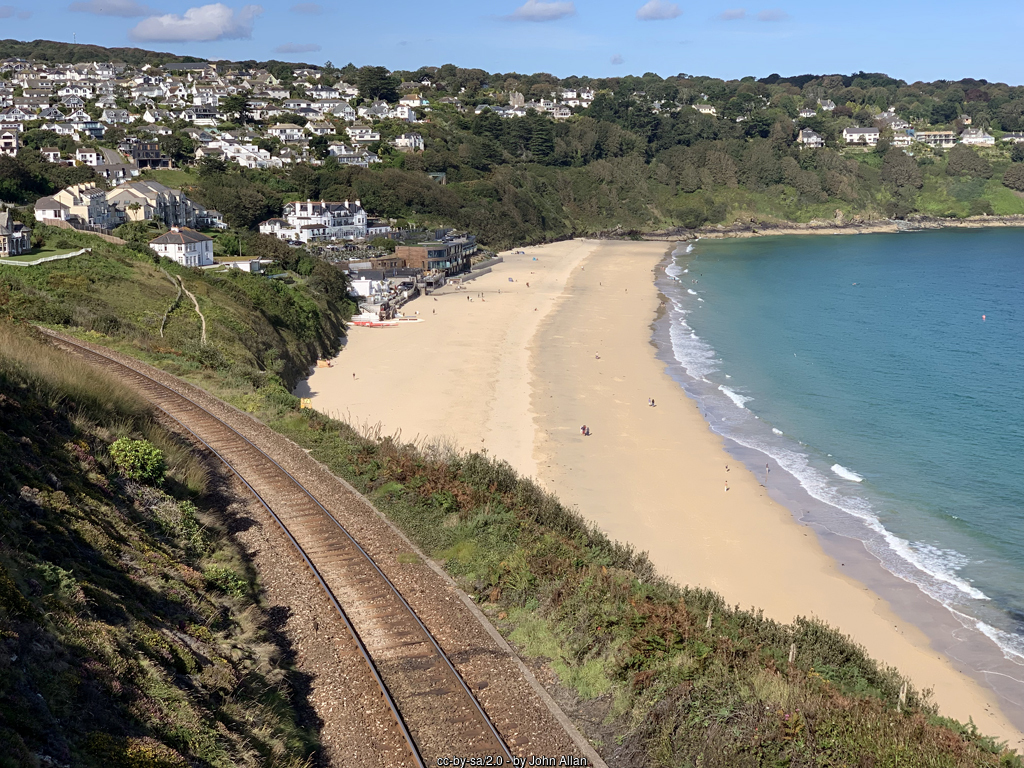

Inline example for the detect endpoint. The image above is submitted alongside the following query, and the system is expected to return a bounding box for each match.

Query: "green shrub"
[109,437,166,483]
[204,565,249,599]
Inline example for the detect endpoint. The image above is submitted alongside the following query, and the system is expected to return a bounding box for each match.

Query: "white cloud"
[610,53,624,65]
[289,2,322,13]
[0,5,31,17]
[274,42,321,53]
[718,8,746,19]
[636,0,681,20]
[757,8,789,20]
[506,0,575,22]
[129,3,263,42]
[69,0,151,16]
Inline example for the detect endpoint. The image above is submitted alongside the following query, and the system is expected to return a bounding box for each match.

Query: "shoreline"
[299,238,1024,750]
[638,213,1024,241]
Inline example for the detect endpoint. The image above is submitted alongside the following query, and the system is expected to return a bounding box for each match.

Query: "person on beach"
[580,425,586,436]
[724,481,729,492]
[352,373,356,380]
[766,463,770,484]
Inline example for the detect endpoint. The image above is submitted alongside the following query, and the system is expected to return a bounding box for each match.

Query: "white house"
[392,132,424,152]
[76,147,102,166]
[960,128,995,146]
[346,125,380,144]
[693,104,717,116]
[797,128,824,148]
[149,227,214,267]
[267,123,305,143]
[0,125,18,156]
[843,126,880,146]
[261,199,369,242]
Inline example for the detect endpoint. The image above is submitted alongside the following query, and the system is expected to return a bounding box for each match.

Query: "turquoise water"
[661,229,1024,663]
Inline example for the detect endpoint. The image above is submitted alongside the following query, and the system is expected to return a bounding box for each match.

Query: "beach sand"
[299,239,1024,749]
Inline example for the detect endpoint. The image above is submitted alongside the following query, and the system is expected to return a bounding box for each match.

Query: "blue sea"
[659,229,1024,673]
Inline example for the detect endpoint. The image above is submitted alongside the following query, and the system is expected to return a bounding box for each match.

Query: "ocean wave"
[685,243,695,253]
[831,464,864,482]
[687,289,698,295]
[772,427,784,435]
[660,262,990,608]
[719,385,752,409]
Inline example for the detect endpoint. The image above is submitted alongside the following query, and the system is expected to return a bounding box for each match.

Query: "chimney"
[355,199,361,208]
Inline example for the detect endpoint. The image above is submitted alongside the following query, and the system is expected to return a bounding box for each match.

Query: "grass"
[0,246,82,264]
[0,325,318,767]
[0,224,351,396]
[142,168,197,189]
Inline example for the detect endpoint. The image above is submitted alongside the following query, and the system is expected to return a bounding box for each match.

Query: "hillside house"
[797,128,824,148]
[0,125,18,156]
[392,132,424,151]
[37,183,112,227]
[0,212,31,257]
[268,123,304,142]
[261,199,369,241]
[41,146,62,163]
[75,147,102,166]
[960,128,995,146]
[842,126,880,146]
[915,131,956,148]
[149,227,214,267]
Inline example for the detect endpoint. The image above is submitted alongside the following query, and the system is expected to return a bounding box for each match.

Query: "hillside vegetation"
[189,365,1024,767]
[0,325,318,767]
[0,225,353,401]
[27,307,1017,766]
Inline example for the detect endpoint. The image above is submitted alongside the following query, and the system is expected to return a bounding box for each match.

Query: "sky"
[1,0,1022,85]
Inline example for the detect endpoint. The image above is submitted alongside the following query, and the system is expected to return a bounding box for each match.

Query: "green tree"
[1003,164,1024,191]
[221,90,252,124]
[880,148,923,191]
[308,134,330,160]
[946,144,992,178]
[1010,143,1024,163]
[161,133,196,166]
[356,66,399,103]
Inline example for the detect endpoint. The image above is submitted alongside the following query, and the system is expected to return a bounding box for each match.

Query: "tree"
[356,66,399,103]
[1010,143,1024,163]
[161,133,195,166]
[308,134,330,160]
[880,148,923,191]
[222,91,252,124]
[1003,164,1024,191]
[946,144,992,178]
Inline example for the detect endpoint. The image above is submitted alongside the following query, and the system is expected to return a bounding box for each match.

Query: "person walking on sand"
[766,463,770,485]
[352,373,356,380]
[724,481,729,492]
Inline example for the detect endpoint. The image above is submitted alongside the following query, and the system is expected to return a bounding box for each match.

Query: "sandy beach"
[298,239,1024,749]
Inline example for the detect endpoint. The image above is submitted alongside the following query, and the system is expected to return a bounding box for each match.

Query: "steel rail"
[46,332,514,766]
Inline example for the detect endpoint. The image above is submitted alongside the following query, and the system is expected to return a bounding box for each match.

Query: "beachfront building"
[0,211,31,257]
[260,199,372,242]
[394,235,477,276]
[842,126,880,146]
[148,227,214,267]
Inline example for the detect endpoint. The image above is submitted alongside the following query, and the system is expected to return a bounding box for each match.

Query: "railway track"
[47,332,514,768]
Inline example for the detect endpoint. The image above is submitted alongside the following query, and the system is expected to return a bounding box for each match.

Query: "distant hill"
[0,38,203,66]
